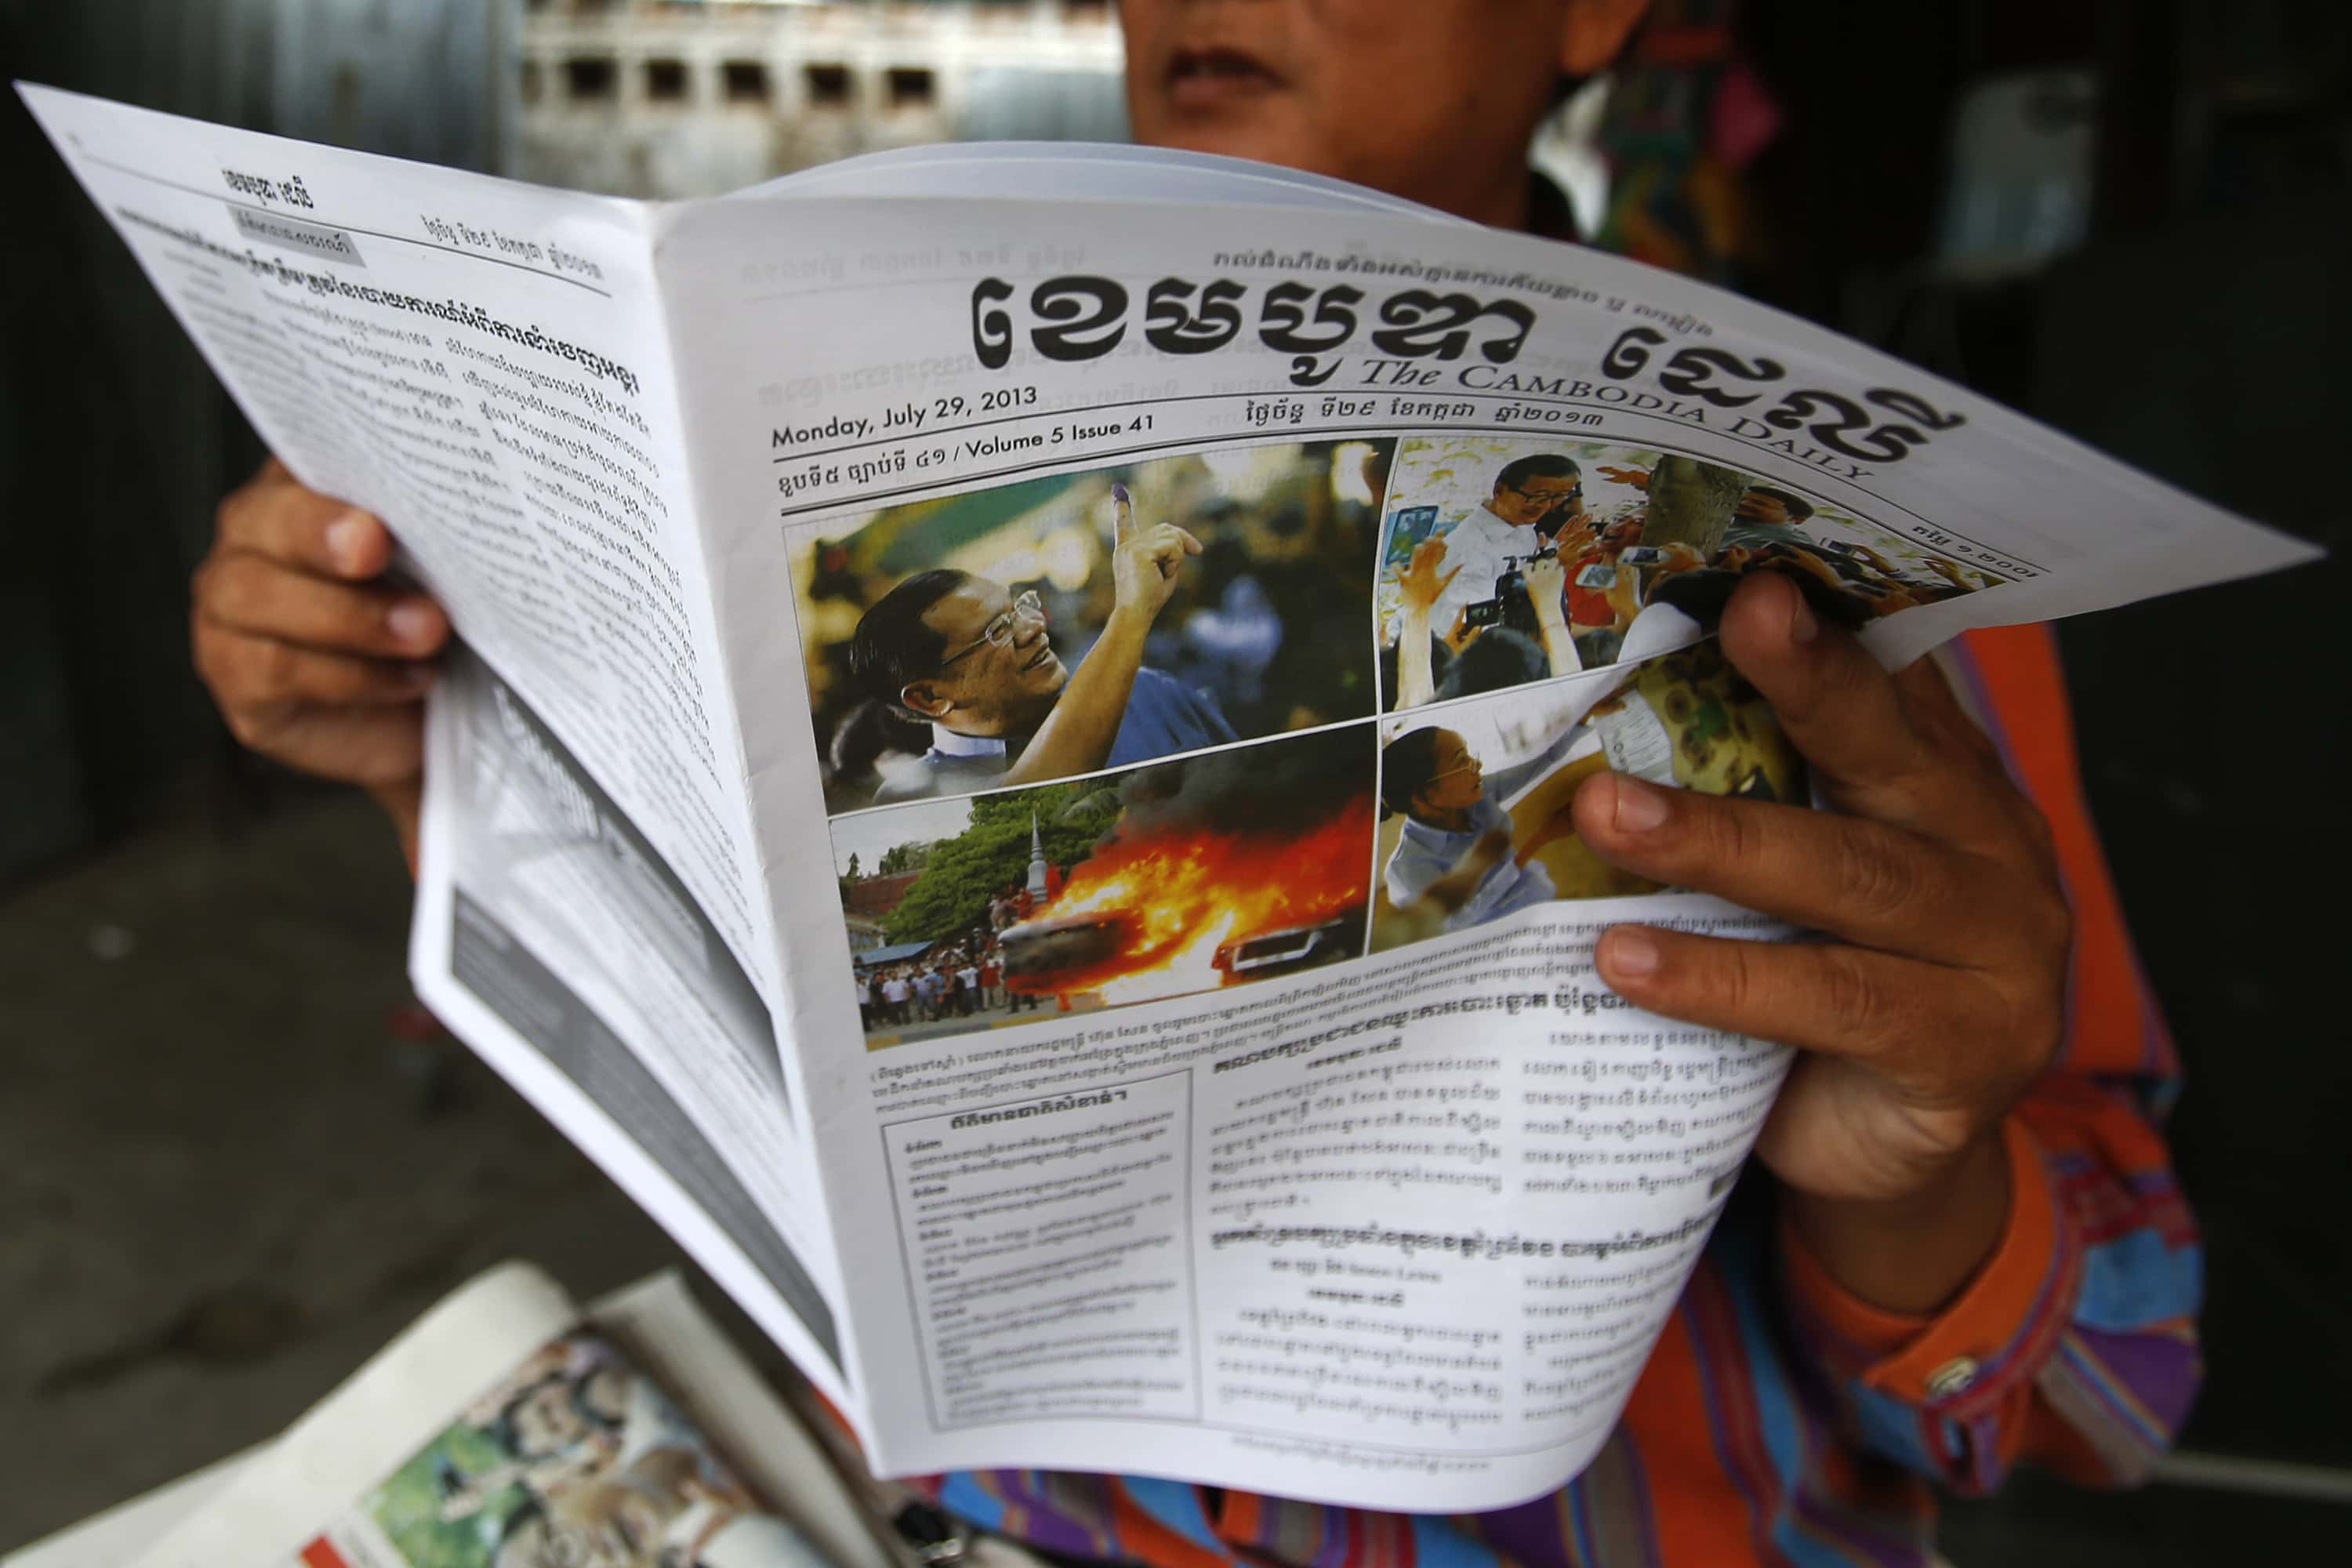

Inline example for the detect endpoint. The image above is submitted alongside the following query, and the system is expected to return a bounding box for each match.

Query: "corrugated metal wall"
[0,1,510,880]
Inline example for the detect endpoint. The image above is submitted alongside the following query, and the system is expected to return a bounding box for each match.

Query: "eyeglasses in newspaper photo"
[938,590,1045,666]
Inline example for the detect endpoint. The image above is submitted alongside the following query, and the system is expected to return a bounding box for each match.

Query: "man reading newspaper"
[182,2,2200,1564]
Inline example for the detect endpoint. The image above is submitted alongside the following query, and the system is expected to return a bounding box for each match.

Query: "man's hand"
[1761,542,1847,591]
[1396,535,1461,615]
[1106,487,1201,624]
[1596,463,1651,491]
[194,458,447,857]
[1007,488,1197,786]
[1571,572,2071,1309]
[1520,552,1570,629]
[1543,518,1599,559]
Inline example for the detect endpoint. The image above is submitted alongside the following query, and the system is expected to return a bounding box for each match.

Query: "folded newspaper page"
[79,1265,886,1568]
[22,83,2318,1514]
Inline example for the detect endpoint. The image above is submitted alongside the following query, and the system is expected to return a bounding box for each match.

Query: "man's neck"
[936,703,1049,753]
[1433,165,1536,233]
[1420,170,1574,238]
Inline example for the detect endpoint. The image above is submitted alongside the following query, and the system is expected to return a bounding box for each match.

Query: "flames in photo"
[1007,734,1373,1005]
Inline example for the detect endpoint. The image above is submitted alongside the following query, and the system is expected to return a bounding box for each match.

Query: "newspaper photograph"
[794,442,1385,812]
[1374,434,2002,704]
[832,724,1374,1045]
[1367,640,1809,954]
[317,1329,826,1568]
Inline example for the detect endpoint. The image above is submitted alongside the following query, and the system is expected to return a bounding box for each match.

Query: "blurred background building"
[2,1,2347,1560]
[515,0,1123,195]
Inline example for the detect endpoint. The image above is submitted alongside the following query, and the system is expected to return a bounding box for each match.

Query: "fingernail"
[1786,583,1819,644]
[387,601,438,647]
[1602,929,1661,979]
[1611,776,1670,833]
[326,514,370,573]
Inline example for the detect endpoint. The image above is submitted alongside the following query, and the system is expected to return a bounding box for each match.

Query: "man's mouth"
[1166,47,1283,111]
[1021,644,1058,675]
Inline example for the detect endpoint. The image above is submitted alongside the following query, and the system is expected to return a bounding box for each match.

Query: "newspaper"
[22,1266,893,1568]
[22,82,2319,1516]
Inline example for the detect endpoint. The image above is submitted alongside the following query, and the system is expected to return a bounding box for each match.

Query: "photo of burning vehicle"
[829,727,1374,1047]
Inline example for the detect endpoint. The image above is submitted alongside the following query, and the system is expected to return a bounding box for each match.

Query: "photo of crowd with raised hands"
[1376,435,2002,710]
[793,441,1389,813]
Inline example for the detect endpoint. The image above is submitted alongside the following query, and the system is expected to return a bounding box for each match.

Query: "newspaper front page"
[647,191,2311,1505]
[22,83,2319,1516]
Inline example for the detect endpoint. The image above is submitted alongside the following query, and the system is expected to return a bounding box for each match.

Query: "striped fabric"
[922,622,2202,1566]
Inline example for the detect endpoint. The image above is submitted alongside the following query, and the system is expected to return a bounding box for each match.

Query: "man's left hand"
[1570,573,2071,1298]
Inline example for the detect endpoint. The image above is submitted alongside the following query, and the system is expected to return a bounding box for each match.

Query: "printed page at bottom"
[857,891,1791,1512]
[272,1279,835,1568]
[125,1265,578,1568]
[17,1276,883,1568]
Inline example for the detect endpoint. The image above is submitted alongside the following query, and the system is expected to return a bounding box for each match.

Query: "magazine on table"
[5,1265,900,1568]
[21,82,2318,1517]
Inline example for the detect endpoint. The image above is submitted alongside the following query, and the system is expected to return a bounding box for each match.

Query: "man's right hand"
[193,458,448,856]
[1106,488,1201,622]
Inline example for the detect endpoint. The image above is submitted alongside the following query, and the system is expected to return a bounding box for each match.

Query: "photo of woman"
[1377,719,1595,937]
[1367,642,1809,954]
